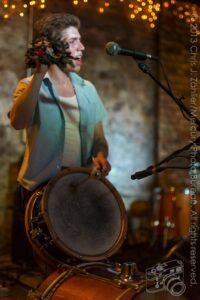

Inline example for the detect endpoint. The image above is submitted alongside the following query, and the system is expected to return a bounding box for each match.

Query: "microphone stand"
[131,135,200,180]
[131,58,200,180]
[131,136,200,250]
[136,60,200,129]
[130,58,200,251]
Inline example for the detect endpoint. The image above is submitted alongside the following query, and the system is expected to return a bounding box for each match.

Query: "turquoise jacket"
[14,72,107,190]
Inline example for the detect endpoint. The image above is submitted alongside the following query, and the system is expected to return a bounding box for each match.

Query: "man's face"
[61,26,85,72]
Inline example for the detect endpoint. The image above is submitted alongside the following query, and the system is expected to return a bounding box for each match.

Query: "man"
[9,13,110,205]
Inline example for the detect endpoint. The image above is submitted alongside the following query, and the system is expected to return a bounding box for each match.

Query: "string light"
[99,7,104,13]
[0,0,45,18]
[0,0,198,30]
[141,14,147,20]
[163,2,169,8]
[124,0,161,28]
[29,1,36,6]
[177,6,183,11]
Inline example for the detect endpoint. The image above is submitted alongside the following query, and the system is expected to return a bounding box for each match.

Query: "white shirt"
[59,94,81,167]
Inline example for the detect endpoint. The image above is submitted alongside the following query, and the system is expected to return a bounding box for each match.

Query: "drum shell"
[33,268,187,300]
[152,188,176,239]
[175,191,200,238]
[152,188,200,239]
[36,269,138,300]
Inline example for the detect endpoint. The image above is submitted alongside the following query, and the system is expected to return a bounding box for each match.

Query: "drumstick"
[70,168,101,190]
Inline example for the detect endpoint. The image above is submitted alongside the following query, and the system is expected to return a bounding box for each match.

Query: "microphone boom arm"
[136,61,200,128]
[131,136,200,180]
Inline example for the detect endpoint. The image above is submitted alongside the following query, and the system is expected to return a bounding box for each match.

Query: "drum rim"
[41,167,127,261]
[24,191,58,267]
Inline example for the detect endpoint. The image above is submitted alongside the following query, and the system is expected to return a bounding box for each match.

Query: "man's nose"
[79,41,85,51]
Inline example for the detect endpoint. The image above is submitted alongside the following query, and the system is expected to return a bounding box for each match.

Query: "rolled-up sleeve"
[8,79,29,119]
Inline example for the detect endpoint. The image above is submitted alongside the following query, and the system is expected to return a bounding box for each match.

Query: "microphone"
[105,41,158,61]
[131,165,164,180]
[131,166,155,180]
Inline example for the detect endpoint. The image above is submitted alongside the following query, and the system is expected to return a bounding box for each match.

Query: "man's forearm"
[92,139,109,158]
[92,122,109,158]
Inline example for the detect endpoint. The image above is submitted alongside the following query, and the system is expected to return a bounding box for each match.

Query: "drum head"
[42,168,127,261]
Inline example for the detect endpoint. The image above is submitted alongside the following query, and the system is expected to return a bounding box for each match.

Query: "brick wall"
[157,5,200,189]
[0,17,28,253]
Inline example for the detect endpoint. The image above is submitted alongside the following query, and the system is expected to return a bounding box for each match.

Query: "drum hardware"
[150,216,176,249]
[31,216,43,224]
[114,262,145,290]
[75,261,114,271]
[113,262,122,273]
[74,261,123,279]
[150,186,188,249]
[120,262,138,281]
[39,240,54,250]
[163,217,175,231]
[35,190,44,197]
[30,227,43,239]
[27,290,41,300]
[163,216,175,249]
[44,235,51,242]
[151,220,159,227]
[149,219,159,247]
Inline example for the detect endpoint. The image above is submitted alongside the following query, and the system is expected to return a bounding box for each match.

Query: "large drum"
[175,188,200,238]
[27,263,187,300]
[25,167,127,267]
[152,187,200,241]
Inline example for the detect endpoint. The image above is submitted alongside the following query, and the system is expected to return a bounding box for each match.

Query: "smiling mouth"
[73,56,83,66]
[66,55,83,68]
[73,56,82,60]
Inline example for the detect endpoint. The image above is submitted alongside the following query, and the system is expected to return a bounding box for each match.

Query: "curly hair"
[34,13,81,40]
